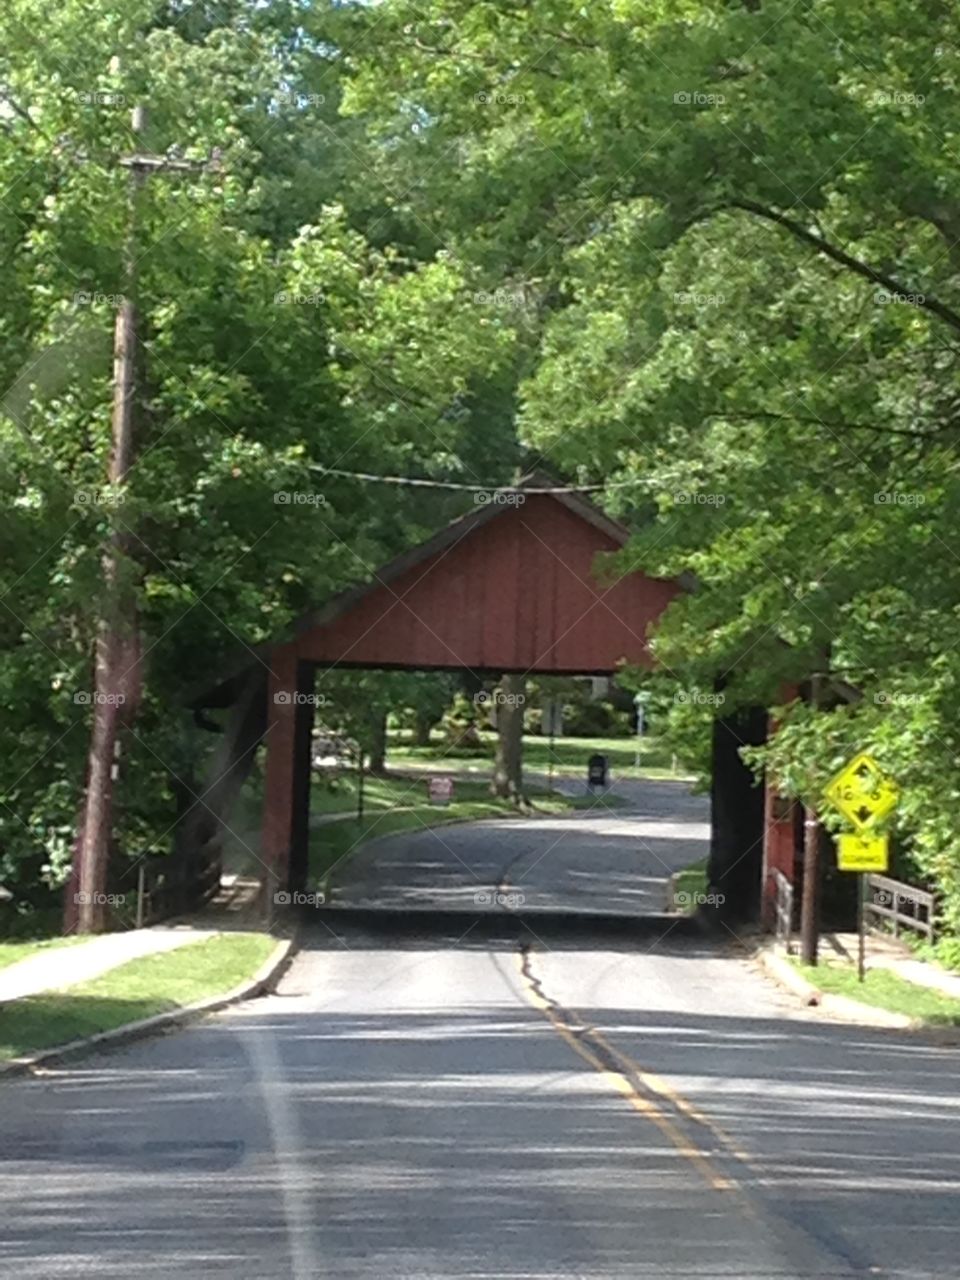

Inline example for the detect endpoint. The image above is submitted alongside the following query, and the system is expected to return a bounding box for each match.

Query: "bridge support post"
[289,662,315,895]
[262,648,313,914]
[709,706,767,920]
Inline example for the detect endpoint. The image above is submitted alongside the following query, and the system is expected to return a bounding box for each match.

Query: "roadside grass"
[225,767,595,879]
[671,857,709,912]
[388,731,695,781]
[0,935,91,972]
[519,733,689,779]
[311,771,452,817]
[791,959,960,1026]
[310,782,574,886]
[0,932,276,1062]
[311,771,624,819]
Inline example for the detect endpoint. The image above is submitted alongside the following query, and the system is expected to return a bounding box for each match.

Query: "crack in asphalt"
[515,942,883,1279]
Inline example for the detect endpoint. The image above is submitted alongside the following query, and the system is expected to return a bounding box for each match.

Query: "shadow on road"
[300,906,715,952]
[3,968,959,1278]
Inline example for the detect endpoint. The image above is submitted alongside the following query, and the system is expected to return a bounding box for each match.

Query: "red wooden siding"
[262,491,681,893]
[288,495,678,674]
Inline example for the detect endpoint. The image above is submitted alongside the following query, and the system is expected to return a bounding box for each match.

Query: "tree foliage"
[7,0,960,942]
[0,0,519,910]
[336,0,960,936]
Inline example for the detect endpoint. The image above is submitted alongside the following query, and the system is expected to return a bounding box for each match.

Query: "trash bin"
[587,753,608,790]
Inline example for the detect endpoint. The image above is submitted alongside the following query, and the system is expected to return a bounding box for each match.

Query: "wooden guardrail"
[865,873,935,941]
[772,868,795,953]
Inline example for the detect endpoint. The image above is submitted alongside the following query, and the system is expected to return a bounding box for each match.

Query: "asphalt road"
[325,776,711,916]
[3,781,960,1279]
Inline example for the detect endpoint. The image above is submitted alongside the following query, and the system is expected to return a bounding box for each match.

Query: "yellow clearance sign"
[823,751,899,832]
[836,832,890,873]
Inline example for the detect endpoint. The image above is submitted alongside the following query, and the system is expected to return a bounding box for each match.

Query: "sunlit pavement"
[2,781,959,1278]
[325,775,710,916]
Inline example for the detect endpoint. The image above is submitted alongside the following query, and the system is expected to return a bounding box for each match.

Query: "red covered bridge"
[197,477,780,919]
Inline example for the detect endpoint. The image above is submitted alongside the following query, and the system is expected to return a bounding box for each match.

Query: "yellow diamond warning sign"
[837,832,889,873]
[824,752,899,832]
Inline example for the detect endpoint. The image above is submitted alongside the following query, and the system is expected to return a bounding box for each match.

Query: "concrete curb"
[0,934,295,1081]
[755,943,918,1028]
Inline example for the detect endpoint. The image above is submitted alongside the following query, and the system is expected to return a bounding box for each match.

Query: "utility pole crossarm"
[118,152,221,174]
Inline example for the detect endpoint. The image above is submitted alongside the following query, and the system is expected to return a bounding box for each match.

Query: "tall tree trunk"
[490,675,525,800]
[368,710,388,775]
[413,709,435,747]
[176,671,267,863]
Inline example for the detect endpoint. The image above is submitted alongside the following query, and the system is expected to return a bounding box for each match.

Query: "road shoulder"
[0,932,292,1078]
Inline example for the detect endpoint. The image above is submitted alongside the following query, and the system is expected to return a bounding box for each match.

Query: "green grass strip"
[388,732,695,780]
[0,931,276,1062]
[672,858,709,912]
[791,959,960,1026]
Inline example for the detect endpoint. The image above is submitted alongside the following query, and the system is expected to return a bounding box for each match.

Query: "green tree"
[0,0,522,925]
[336,0,960,938]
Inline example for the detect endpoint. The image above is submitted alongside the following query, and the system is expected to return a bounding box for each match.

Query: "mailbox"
[587,753,608,789]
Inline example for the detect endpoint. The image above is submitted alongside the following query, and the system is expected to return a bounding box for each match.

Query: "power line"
[312,466,639,494]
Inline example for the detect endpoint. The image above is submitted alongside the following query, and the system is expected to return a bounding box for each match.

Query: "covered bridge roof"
[198,475,680,704]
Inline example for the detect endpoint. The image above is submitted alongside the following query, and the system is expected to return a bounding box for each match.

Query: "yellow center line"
[514,952,735,1193]
[588,1025,753,1165]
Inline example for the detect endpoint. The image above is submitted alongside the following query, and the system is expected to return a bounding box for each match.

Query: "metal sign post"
[824,751,899,985]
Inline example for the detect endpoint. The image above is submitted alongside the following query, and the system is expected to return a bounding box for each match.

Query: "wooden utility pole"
[71,107,214,933]
[799,807,821,965]
[799,670,825,965]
